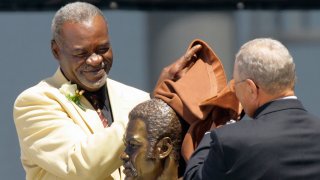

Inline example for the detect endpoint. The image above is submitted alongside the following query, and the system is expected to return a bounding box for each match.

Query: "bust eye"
[129,142,137,148]
[128,141,140,149]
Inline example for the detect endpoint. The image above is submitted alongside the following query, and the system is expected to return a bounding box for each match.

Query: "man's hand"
[153,44,202,95]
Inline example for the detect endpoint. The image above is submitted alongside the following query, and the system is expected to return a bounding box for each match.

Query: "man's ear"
[51,39,60,60]
[156,137,173,159]
[247,79,259,100]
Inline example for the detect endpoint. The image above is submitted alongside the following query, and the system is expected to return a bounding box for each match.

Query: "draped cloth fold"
[154,39,242,161]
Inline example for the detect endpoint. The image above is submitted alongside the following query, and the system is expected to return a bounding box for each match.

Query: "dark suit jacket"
[184,99,320,180]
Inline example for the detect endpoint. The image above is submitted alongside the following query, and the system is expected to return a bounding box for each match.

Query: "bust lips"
[123,161,138,179]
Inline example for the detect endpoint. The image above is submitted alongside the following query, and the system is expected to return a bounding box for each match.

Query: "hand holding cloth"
[154,39,242,161]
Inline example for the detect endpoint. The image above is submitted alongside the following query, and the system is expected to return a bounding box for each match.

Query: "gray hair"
[51,2,105,41]
[235,38,296,94]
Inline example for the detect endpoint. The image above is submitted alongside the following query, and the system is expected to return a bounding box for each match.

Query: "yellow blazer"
[13,69,150,180]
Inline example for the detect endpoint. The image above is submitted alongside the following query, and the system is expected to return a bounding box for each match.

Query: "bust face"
[121,118,162,180]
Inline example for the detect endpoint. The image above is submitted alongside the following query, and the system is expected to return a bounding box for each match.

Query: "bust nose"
[86,53,103,67]
[120,152,129,161]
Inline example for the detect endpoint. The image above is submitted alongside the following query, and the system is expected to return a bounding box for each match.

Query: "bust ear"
[156,137,173,159]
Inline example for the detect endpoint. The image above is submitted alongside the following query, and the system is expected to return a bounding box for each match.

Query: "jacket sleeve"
[184,131,226,180]
[13,88,127,179]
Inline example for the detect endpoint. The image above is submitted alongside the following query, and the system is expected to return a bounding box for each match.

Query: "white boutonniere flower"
[59,82,85,110]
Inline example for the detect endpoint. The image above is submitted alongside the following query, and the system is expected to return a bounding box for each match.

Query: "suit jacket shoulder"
[208,99,320,179]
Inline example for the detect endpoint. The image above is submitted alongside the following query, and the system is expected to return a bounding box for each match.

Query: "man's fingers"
[174,60,195,80]
[153,43,202,92]
[172,44,202,76]
[184,44,202,61]
[178,44,202,68]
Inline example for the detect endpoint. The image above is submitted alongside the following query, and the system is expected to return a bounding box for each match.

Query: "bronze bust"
[121,98,182,180]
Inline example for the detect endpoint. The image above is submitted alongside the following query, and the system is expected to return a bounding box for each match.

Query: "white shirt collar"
[277,96,297,100]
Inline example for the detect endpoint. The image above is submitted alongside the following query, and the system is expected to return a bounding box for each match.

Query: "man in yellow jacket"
[13,2,150,179]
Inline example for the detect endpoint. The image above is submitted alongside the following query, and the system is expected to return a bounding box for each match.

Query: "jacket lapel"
[76,97,105,131]
[48,68,105,132]
[107,79,126,124]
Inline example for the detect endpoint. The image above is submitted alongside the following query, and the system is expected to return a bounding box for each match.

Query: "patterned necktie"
[96,108,108,127]
[89,94,108,128]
